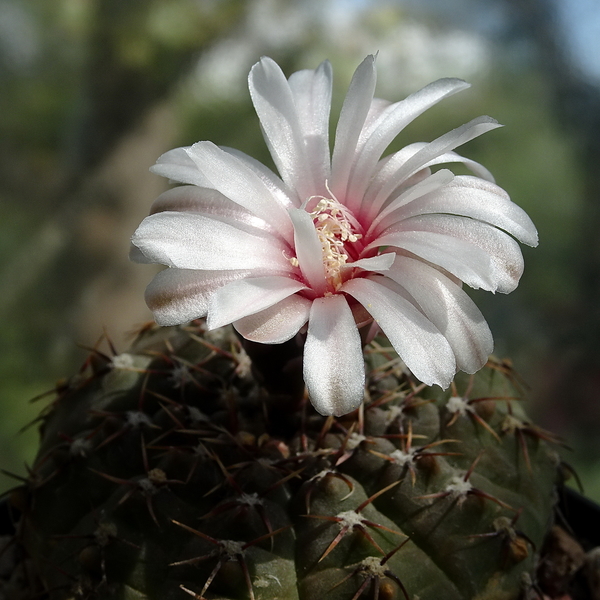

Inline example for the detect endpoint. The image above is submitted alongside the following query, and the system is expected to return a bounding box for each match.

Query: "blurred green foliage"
[1,0,598,500]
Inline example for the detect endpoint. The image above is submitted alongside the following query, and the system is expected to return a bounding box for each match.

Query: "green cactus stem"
[14,321,559,600]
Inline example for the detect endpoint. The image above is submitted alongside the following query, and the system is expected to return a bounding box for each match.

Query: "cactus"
[13,321,559,600]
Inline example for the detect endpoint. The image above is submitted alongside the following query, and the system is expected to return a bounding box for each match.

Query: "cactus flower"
[131,55,537,416]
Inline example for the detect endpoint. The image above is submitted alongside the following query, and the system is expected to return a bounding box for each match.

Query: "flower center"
[308,195,362,292]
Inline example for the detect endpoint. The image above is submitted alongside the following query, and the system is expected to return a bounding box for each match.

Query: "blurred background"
[1,0,599,498]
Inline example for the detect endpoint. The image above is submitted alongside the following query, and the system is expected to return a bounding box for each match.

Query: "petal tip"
[309,389,365,417]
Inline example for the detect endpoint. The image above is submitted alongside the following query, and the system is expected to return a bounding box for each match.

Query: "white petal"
[330,55,377,202]
[420,149,495,181]
[289,208,327,295]
[344,78,471,212]
[369,229,494,291]
[248,57,315,201]
[233,294,311,344]
[288,60,333,188]
[132,212,292,271]
[381,257,493,373]
[222,147,296,208]
[361,98,394,139]
[366,144,494,208]
[362,116,500,219]
[207,276,306,330]
[150,147,212,187]
[145,268,253,326]
[344,253,396,272]
[342,277,456,388]
[366,169,455,236]
[186,142,293,242]
[303,295,365,416]
[370,214,524,293]
[382,176,538,246]
[150,185,273,232]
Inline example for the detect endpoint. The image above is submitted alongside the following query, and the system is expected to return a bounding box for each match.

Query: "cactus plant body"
[14,322,558,600]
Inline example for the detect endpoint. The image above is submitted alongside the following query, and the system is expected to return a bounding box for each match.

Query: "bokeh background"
[1,0,600,498]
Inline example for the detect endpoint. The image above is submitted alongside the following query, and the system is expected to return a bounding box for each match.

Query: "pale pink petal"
[288,60,333,189]
[233,294,311,344]
[358,148,433,216]
[149,147,212,187]
[330,55,377,202]
[207,276,306,330]
[303,295,365,416]
[248,57,314,201]
[369,230,494,291]
[149,185,274,233]
[361,116,500,219]
[289,208,327,295]
[145,268,254,326]
[186,142,293,242]
[380,176,538,246]
[370,215,524,293]
[342,277,456,388]
[132,212,292,272]
[366,169,455,236]
[381,257,493,373]
[367,144,493,206]
[344,78,471,211]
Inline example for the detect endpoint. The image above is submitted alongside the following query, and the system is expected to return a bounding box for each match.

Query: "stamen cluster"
[309,196,363,291]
